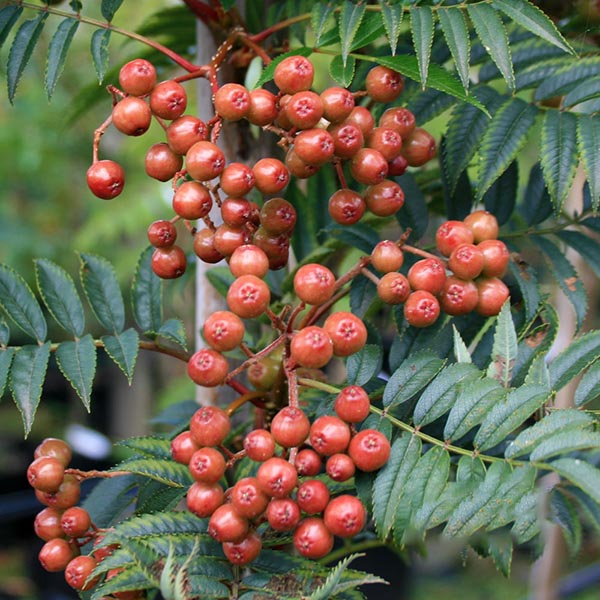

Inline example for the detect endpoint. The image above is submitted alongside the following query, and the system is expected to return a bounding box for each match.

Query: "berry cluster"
[371,209,511,327]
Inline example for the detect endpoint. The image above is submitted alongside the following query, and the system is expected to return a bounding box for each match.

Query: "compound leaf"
[339,0,366,67]
[131,247,162,334]
[486,300,517,387]
[438,6,470,91]
[378,0,403,56]
[55,335,97,411]
[45,17,79,100]
[551,458,600,505]
[410,6,434,88]
[102,328,139,385]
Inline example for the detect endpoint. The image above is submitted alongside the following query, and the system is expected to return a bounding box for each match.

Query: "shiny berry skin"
[231,477,269,519]
[271,406,311,448]
[213,224,251,258]
[260,197,297,235]
[147,220,177,248]
[252,226,290,260]
[407,258,447,295]
[214,83,250,121]
[34,438,72,467]
[294,448,322,477]
[320,86,355,123]
[247,88,278,126]
[118,58,156,96]
[149,80,187,119]
[187,349,229,387]
[274,55,314,94]
[290,326,334,369]
[350,148,388,186]
[229,244,269,279]
[189,447,227,483]
[112,97,152,136]
[221,198,253,228]
[309,415,351,456]
[334,385,371,423]
[243,429,276,462]
[440,276,478,316]
[436,220,475,257]
[323,312,368,357]
[186,481,224,518]
[297,479,330,515]
[366,127,403,161]
[208,504,249,543]
[39,538,76,572]
[293,128,335,166]
[293,517,334,559]
[344,106,375,137]
[151,245,187,279]
[170,430,199,465]
[464,210,499,242]
[324,495,366,538]
[61,507,91,538]
[27,457,64,492]
[226,274,271,318]
[401,127,437,167]
[203,311,245,352]
[448,243,484,280]
[173,181,212,220]
[253,158,290,195]
[190,406,231,447]
[186,141,226,181]
[377,272,411,304]
[285,149,320,179]
[348,429,391,472]
[364,179,405,217]
[145,142,183,181]
[475,277,510,317]
[404,290,441,327]
[286,91,324,129]
[223,531,262,565]
[64,555,99,591]
[35,474,80,509]
[388,154,409,177]
[328,189,366,225]
[34,507,65,541]
[379,107,416,139]
[326,453,356,482]
[329,122,364,159]
[194,228,224,264]
[479,239,510,278]
[266,498,301,531]
[257,457,298,498]
[86,160,125,200]
[365,65,404,103]
[371,240,404,273]
[219,162,255,197]
[166,115,208,155]
[293,264,335,306]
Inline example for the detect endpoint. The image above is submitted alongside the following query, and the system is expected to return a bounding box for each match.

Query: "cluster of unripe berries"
[171,397,390,563]
[85,54,437,280]
[371,209,511,327]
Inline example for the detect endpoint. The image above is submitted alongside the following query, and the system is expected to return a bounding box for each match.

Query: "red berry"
[187,349,229,387]
[27,456,64,493]
[247,88,278,126]
[118,58,156,96]
[213,224,251,258]
[404,290,441,327]
[348,429,390,472]
[388,154,409,177]
[34,438,72,467]
[271,407,311,448]
[170,430,199,465]
[173,181,212,220]
[186,141,226,181]
[407,258,447,295]
[248,357,280,391]
[147,220,177,248]
[290,326,334,369]
[324,495,366,538]
[186,481,224,518]
[226,274,271,318]
[293,128,334,165]
[321,86,355,123]
[39,538,76,572]
[376,272,411,304]
[203,311,245,352]
[293,517,334,559]
[479,239,510,278]
[260,197,297,235]
[294,448,322,477]
[230,477,269,519]
[435,220,475,257]
[365,65,404,103]
[35,474,80,509]
[323,312,368,357]
[296,479,330,515]
[364,179,405,217]
[190,405,231,447]
[112,96,152,136]
[286,91,324,129]
[34,507,65,541]
[149,80,187,120]
[208,504,249,543]
[253,158,290,195]
[328,122,364,159]
[60,507,91,538]
[464,210,499,242]
[145,142,183,182]
[229,244,270,278]
[309,415,351,456]
[243,429,276,462]
[285,148,321,179]
[64,555,99,591]
[257,457,298,498]
[400,127,437,167]
[86,160,125,200]
[293,264,336,306]
[222,531,262,565]
[344,106,375,137]
[366,127,403,161]
[379,107,416,138]
[350,148,388,186]
[219,162,255,198]
[266,498,301,531]
[439,276,479,316]
[214,83,250,121]
[328,189,366,225]
[334,385,370,423]
[326,453,356,482]
[274,55,314,94]
[151,245,187,279]
[166,115,208,155]
[371,240,404,273]
[189,447,227,484]
[194,228,224,264]
[475,277,510,317]
[448,243,484,280]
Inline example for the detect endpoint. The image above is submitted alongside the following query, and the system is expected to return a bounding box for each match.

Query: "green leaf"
[486,300,517,387]
[378,0,403,56]
[102,329,139,385]
[0,347,15,399]
[93,565,156,599]
[205,266,235,300]
[521,162,553,226]
[90,28,111,83]
[577,115,600,211]
[557,230,600,281]
[101,0,124,21]
[0,5,23,51]
[55,335,97,411]
[7,12,48,103]
[467,3,514,90]
[444,377,506,442]
[540,110,578,213]
[488,533,513,578]
[349,273,377,319]
[570,486,600,534]
[346,344,383,387]
[438,7,470,91]
[0,264,47,342]
[253,47,312,89]
[477,97,538,200]
[329,54,356,88]
[493,0,574,55]
[115,456,193,488]
[406,88,457,126]
[563,76,600,108]
[410,6,434,88]
[483,160,517,226]
[311,2,336,46]
[10,343,51,437]
[525,354,551,388]
[119,436,172,460]
[157,318,188,352]
[395,171,429,241]
[531,430,600,462]
[414,363,481,427]
[35,259,85,337]
[131,247,163,334]
[474,384,550,451]
[550,489,582,558]
[548,329,600,392]
[487,465,537,530]
[453,325,472,364]
[551,457,600,506]
[575,360,600,407]
[350,11,385,51]
[382,351,445,410]
[507,253,541,324]
[308,554,372,600]
[0,320,9,346]
[372,433,421,538]
[339,0,366,67]
[511,491,540,543]
[535,57,600,101]
[45,17,79,100]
